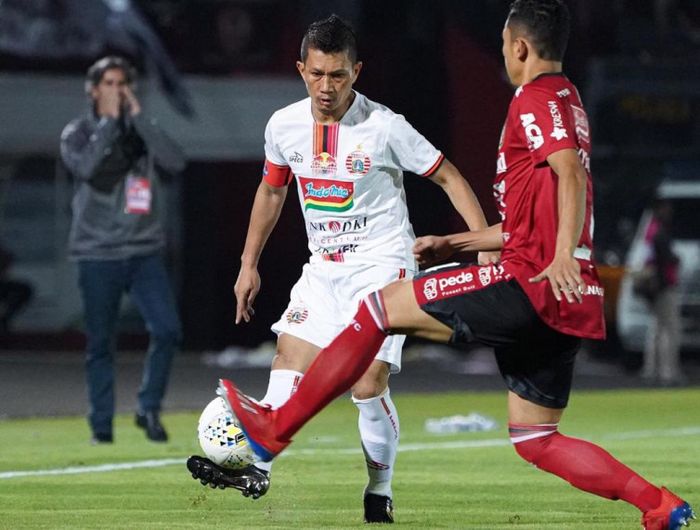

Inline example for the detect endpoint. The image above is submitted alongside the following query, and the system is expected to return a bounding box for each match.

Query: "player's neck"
[520,60,563,86]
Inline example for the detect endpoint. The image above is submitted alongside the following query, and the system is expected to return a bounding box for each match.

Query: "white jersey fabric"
[264,92,443,371]
[264,91,444,268]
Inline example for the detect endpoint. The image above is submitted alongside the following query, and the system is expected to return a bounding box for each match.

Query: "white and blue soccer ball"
[197,397,257,469]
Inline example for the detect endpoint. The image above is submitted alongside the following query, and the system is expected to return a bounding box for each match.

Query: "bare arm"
[427,159,499,264]
[528,148,587,303]
[428,159,488,231]
[414,224,502,267]
[235,181,288,323]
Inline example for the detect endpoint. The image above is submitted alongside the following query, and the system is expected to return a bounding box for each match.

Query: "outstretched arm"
[235,181,288,323]
[428,159,499,264]
[414,224,503,267]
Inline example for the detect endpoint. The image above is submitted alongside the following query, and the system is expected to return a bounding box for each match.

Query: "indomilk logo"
[299,177,354,212]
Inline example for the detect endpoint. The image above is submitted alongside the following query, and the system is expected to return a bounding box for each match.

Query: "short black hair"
[507,0,570,61]
[300,14,358,63]
[85,56,136,95]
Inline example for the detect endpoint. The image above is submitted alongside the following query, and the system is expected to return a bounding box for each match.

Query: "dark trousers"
[78,254,181,436]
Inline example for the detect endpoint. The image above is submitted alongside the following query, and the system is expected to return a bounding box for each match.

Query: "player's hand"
[413,235,453,267]
[234,265,260,324]
[477,251,500,265]
[529,254,584,303]
[122,86,141,116]
[101,90,122,119]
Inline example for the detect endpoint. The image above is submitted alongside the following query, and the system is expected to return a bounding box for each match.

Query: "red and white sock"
[509,423,662,512]
[275,293,388,441]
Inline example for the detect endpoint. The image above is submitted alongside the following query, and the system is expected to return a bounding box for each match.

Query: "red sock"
[509,424,661,512]
[275,294,388,440]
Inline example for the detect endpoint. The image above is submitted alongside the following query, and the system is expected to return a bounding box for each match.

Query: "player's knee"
[508,423,559,464]
[271,350,305,371]
[351,376,388,400]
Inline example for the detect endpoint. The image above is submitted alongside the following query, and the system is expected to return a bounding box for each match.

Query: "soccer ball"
[197,397,257,469]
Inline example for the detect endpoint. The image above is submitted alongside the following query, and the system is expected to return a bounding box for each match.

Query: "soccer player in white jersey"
[187,14,495,522]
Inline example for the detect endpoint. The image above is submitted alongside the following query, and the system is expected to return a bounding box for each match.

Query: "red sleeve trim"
[422,153,445,177]
[262,159,292,187]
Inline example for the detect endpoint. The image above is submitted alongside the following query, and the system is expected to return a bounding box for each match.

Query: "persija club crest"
[345,150,371,176]
[311,152,337,177]
[286,306,309,324]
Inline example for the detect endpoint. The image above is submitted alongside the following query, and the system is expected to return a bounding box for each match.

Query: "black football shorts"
[412,263,580,409]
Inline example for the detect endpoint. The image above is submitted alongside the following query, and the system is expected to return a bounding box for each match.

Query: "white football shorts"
[271,261,413,373]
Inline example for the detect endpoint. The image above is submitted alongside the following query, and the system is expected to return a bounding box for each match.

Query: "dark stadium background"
[0,0,698,365]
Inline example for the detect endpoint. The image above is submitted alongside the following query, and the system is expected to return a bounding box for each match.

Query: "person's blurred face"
[297,48,362,120]
[91,68,128,113]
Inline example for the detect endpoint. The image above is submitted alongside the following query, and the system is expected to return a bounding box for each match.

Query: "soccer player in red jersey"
[219,1,695,528]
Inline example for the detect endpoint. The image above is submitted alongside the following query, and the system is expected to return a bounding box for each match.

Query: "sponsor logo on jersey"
[288,151,304,163]
[493,179,506,219]
[345,150,371,176]
[556,88,571,98]
[308,216,368,234]
[547,101,568,141]
[316,244,359,254]
[519,113,544,150]
[311,152,337,176]
[583,284,604,297]
[299,177,354,212]
[571,104,590,142]
[286,306,309,324]
[423,278,438,301]
[496,152,507,174]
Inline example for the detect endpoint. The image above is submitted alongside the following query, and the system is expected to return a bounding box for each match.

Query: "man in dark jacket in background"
[60,56,186,444]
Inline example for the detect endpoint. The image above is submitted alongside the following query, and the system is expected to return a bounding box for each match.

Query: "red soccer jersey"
[494,73,605,339]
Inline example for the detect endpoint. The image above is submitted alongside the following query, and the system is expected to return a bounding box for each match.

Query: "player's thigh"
[497,324,580,416]
[273,333,321,372]
[507,391,564,425]
[352,360,391,399]
[382,280,453,343]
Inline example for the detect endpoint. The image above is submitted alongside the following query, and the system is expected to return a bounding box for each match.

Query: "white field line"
[1,426,699,480]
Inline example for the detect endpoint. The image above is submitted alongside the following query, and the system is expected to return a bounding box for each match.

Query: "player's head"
[300,14,358,64]
[85,56,136,100]
[502,0,570,85]
[297,15,362,120]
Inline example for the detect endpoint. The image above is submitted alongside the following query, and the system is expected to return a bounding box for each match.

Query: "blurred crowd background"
[0,0,698,369]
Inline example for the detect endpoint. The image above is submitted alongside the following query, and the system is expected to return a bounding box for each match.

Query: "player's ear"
[352,61,363,82]
[515,38,529,62]
[296,60,305,77]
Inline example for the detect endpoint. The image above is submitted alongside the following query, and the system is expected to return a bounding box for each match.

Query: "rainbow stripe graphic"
[299,177,354,212]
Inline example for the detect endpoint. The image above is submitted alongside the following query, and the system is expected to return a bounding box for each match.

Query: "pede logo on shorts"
[285,306,309,324]
[415,264,509,305]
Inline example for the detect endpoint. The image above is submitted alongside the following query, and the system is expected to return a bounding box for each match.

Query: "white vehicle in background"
[617,179,700,353]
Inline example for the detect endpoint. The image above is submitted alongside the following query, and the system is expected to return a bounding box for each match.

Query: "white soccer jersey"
[262,91,444,268]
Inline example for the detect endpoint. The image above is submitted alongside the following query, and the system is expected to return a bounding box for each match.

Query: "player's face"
[297,48,362,121]
[501,24,523,86]
[91,68,129,110]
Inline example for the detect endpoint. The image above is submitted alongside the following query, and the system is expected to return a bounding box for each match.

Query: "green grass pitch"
[0,388,697,529]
